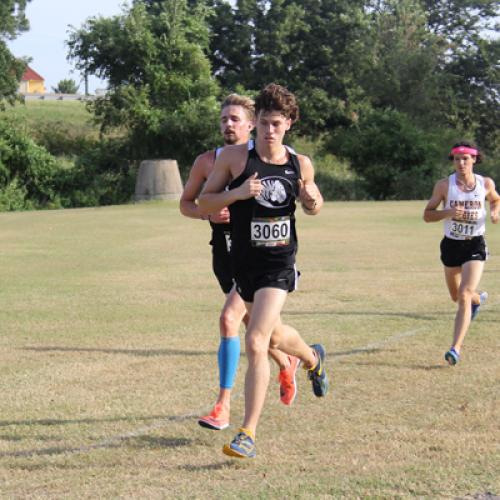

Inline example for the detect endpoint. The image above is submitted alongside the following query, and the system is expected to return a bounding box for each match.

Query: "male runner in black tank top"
[199,83,330,459]
[180,95,299,432]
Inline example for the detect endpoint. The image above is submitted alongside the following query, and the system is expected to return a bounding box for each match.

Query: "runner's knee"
[245,332,269,358]
[269,330,283,349]
[457,287,474,304]
[220,308,241,337]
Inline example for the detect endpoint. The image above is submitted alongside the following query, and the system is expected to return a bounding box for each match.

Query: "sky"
[8,0,126,94]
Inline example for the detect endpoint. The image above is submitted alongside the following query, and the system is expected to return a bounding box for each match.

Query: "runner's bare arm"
[298,154,323,215]
[199,146,260,215]
[179,152,212,219]
[485,177,500,223]
[423,179,463,222]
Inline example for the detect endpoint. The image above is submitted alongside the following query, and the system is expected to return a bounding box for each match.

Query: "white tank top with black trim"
[443,173,487,240]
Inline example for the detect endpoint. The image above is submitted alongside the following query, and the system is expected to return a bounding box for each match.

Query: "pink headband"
[451,146,478,156]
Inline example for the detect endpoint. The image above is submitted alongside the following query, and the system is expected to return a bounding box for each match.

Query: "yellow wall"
[26,80,45,94]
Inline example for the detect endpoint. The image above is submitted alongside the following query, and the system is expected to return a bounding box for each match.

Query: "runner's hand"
[298,179,319,209]
[491,212,499,224]
[449,206,465,220]
[236,173,262,200]
[209,207,230,224]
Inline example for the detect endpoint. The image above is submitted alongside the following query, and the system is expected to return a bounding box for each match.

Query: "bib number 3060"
[251,217,290,247]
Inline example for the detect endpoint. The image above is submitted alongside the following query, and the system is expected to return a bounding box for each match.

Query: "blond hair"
[221,94,255,120]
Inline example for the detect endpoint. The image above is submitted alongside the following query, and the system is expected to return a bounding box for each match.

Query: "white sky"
[7,0,126,93]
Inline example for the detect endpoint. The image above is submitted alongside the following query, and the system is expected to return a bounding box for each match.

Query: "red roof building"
[19,65,46,94]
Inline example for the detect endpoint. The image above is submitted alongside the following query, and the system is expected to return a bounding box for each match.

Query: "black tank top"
[228,145,301,271]
[209,147,231,254]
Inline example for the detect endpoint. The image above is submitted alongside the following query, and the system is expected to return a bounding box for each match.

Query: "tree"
[0,1,31,104]
[68,0,220,169]
[421,0,499,45]
[322,0,500,199]
[207,0,371,134]
[359,0,447,125]
[419,0,500,152]
[52,78,79,94]
[326,108,450,200]
[0,0,31,39]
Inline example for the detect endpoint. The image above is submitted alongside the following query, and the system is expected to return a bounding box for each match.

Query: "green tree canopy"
[208,0,370,134]
[0,0,31,40]
[0,1,31,104]
[52,78,79,94]
[68,0,220,169]
[325,108,450,200]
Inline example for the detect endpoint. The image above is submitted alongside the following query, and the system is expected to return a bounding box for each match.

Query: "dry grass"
[0,201,498,499]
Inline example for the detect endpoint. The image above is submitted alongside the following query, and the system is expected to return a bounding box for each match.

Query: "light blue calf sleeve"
[218,336,240,389]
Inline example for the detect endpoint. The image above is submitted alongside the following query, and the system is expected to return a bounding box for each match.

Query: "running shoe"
[222,429,256,458]
[198,403,229,431]
[444,347,460,366]
[279,355,301,406]
[308,344,329,397]
[471,291,488,320]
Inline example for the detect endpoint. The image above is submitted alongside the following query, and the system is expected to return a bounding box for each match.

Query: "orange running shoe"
[278,355,301,405]
[198,403,229,430]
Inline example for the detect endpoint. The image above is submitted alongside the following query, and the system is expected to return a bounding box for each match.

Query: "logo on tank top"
[255,176,294,209]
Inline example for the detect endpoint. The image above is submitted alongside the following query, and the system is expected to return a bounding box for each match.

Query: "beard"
[223,131,237,145]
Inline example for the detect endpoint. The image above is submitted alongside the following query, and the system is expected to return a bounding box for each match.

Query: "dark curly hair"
[254,83,299,123]
[448,141,483,164]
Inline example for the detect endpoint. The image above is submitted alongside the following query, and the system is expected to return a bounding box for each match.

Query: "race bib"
[224,231,232,253]
[251,217,291,247]
[449,220,476,238]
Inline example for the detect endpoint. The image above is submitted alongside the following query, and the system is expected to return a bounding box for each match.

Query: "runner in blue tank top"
[199,83,329,459]
[424,142,499,365]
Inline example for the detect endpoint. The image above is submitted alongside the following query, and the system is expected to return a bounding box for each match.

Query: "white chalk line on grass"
[5,301,499,460]
[1,323,434,460]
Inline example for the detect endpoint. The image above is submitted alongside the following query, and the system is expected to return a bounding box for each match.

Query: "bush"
[325,108,452,199]
[58,138,137,208]
[0,119,63,210]
[0,178,33,211]
[315,171,368,201]
[290,136,368,200]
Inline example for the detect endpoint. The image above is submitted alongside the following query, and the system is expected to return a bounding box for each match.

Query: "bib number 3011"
[450,221,475,238]
[251,217,290,247]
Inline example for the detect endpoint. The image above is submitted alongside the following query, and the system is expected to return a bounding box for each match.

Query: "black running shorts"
[440,235,488,267]
[233,265,299,303]
[212,250,234,294]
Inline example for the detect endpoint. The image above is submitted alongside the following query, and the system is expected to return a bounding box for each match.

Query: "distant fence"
[20,93,99,101]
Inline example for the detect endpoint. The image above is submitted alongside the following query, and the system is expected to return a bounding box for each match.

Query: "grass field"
[0,201,498,498]
[3,99,96,135]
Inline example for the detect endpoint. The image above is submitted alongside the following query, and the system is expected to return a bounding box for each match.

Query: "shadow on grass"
[0,435,194,459]
[0,414,174,427]
[346,360,447,371]
[333,348,381,357]
[0,442,122,458]
[0,421,196,458]
[0,434,23,442]
[21,346,216,357]
[127,436,191,450]
[179,461,237,471]
[284,310,437,321]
